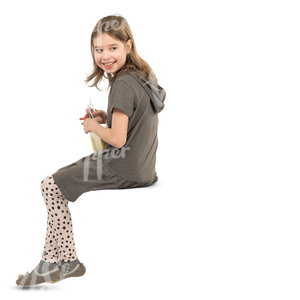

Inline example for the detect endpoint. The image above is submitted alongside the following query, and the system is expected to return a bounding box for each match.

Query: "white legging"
[40,175,78,263]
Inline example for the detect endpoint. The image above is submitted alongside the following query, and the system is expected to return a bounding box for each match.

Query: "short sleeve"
[109,80,136,118]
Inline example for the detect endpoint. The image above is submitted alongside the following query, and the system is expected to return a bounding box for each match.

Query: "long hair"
[84,14,159,92]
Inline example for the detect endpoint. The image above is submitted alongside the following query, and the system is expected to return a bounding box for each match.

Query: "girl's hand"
[92,109,107,124]
[80,108,94,122]
[82,118,98,134]
[79,108,107,124]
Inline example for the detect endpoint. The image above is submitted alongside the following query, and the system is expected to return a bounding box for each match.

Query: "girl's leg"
[40,176,78,263]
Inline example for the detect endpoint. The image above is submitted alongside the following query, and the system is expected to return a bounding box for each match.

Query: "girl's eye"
[96,47,117,52]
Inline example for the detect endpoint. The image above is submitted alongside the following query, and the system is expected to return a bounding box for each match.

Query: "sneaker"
[58,258,86,280]
[16,261,61,287]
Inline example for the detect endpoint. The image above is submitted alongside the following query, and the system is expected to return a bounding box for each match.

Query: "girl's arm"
[85,108,128,148]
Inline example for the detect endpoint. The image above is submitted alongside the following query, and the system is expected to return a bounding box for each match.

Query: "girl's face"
[93,33,132,74]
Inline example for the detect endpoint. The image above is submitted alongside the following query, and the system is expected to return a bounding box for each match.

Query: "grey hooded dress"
[52,70,166,202]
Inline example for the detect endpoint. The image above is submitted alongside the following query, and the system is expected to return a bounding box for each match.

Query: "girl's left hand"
[82,118,97,134]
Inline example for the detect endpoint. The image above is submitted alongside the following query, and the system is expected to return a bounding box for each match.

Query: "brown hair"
[84,14,159,92]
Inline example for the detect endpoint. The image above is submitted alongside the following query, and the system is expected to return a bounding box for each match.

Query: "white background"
[1,0,300,299]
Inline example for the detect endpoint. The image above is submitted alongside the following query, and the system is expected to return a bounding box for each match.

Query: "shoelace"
[18,271,29,279]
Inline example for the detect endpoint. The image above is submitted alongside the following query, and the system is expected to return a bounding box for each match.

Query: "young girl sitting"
[16,14,166,287]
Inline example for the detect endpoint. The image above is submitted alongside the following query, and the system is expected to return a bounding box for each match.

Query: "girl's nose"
[103,51,110,59]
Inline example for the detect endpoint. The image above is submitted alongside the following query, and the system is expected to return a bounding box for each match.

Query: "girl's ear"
[126,39,132,54]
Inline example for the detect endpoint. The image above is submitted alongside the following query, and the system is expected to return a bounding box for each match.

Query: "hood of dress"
[129,70,166,113]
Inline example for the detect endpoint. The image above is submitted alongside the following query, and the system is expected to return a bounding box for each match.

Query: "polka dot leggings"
[40,176,78,263]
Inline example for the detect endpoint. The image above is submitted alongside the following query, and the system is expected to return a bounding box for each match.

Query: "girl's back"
[104,69,166,183]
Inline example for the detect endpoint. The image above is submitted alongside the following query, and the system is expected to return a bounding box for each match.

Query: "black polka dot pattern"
[40,176,78,263]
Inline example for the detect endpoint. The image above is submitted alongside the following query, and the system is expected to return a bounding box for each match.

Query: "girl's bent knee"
[40,175,54,193]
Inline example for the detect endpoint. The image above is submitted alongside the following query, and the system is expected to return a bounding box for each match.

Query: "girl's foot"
[16,258,86,287]
[16,260,61,287]
[58,258,86,280]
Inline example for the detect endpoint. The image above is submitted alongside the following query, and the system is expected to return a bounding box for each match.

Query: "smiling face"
[93,33,132,74]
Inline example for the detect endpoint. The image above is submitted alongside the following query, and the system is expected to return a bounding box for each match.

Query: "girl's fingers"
[80,113,90,120]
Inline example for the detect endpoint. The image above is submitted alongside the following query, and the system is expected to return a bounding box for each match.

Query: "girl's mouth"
[103,61,116,68]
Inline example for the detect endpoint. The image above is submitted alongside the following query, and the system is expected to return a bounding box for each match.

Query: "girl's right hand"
[79,108,107,125]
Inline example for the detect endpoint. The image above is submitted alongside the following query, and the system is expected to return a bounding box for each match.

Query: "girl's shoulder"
[110,69,165,113]
[115,69,147,83]
[112,70,147,91]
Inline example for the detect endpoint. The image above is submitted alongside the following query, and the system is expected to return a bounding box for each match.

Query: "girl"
[16,14,166,287]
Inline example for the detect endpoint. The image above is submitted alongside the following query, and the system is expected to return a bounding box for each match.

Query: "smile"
[103,61,116,68]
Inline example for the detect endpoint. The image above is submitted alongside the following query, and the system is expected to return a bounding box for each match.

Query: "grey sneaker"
[58,258,86,280]
[16,259,86,287]
[16,261,61,287]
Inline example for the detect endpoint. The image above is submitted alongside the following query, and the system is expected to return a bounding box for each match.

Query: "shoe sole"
[18,280,61,287]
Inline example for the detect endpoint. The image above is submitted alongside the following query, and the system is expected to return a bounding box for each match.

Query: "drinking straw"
[89,97,94,119]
